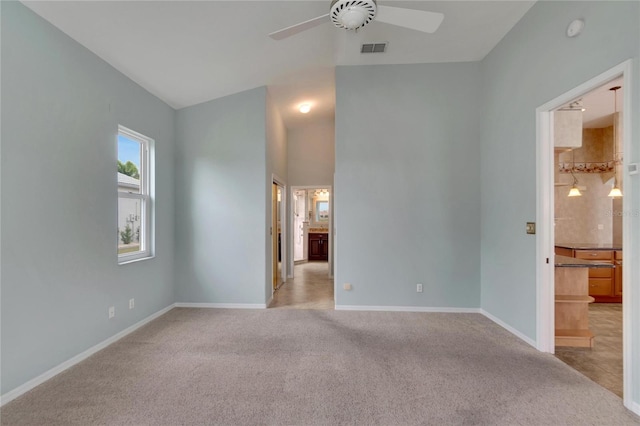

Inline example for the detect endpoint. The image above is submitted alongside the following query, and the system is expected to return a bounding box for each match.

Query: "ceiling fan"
[269,0,444,40]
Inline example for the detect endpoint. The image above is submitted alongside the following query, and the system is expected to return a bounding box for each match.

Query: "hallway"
[269,262,334,309]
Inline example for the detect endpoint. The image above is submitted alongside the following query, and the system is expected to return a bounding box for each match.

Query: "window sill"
[118,254,155,266]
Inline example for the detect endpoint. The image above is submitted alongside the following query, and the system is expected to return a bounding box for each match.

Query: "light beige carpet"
[2,308,639,425]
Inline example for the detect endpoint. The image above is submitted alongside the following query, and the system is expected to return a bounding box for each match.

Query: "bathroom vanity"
[308,229,329,261]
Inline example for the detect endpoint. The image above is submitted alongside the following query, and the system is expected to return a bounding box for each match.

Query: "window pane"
[118,196,143,255]
[117,135,142,194]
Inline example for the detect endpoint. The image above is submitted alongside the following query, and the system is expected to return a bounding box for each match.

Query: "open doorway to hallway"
[269,262,334,309]
[274,186,334,309]
[290,186,332,276]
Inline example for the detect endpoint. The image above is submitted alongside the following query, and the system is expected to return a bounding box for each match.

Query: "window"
[117,125,153,263]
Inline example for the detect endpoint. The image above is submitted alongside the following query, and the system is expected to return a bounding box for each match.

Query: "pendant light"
[568,148,582,197]
[608,85,622,198]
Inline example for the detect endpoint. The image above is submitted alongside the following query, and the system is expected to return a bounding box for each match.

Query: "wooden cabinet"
[574,250,616,302]
[614,251,623,297]
[555,266,595,348]
[308,233,328,261]
[555,247,621,303]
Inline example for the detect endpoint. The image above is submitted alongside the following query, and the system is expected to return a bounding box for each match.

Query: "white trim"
[0,303,175,407]
[117,125,154,264]
[619,61,634,413]
[535,107,556,353]
[174,303,267,309]
[481,309,537,348]
[335,305,480,313]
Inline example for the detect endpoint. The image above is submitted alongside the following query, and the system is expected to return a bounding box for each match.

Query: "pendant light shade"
[568,185,582,197]
[608,186,623,198]
[567,148,582,197]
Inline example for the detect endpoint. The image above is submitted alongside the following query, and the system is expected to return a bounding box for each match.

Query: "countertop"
[555,243,622,251]
[555,255,615,268]
[308,228,329,234]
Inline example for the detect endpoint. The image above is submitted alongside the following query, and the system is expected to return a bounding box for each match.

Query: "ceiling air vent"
[361,42,388,54]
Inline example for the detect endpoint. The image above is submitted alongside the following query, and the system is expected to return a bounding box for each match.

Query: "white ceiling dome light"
[299,103,311,113]
[330,0,377,30]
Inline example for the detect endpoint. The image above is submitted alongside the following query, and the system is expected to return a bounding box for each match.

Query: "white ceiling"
[22,0,535,129]
[571,77,624,129]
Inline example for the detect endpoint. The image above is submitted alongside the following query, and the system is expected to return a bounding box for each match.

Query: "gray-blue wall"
[334,62,481,308]
[1,1,176,394]
[174,88,268,305]
[479,0,640,404]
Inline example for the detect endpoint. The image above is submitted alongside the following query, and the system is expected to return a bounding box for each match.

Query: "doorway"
[536,60,634,407]
[288,185,333,279]
[551,78,624,397]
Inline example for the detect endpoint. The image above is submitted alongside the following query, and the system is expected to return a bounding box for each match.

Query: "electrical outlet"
[597,224,604,230]
[108,306,115,319]
[417,283,423,293]
[129,298,135,309]
[343,283,352,291]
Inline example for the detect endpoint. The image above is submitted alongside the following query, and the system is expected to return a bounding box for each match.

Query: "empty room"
[2,1,640,424]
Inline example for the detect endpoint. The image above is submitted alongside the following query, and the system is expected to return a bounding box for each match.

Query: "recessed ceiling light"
[299,103,311,114]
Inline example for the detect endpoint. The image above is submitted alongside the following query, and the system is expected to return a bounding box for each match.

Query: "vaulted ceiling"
[23,1,536,128]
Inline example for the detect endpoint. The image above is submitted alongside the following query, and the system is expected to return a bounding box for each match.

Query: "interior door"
[272,183,284,290]
[272,183,278,290]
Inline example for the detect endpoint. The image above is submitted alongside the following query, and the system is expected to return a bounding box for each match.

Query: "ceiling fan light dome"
[341,9,366,29]
[330,0,377,30]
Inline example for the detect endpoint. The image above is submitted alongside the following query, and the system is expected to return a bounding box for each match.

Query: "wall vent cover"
[361,42,388,53]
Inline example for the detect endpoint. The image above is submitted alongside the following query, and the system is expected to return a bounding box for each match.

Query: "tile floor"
[269,261,334,309]
[555,303,623,398]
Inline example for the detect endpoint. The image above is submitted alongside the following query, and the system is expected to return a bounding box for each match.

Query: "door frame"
[272,175,287,294]
[535,60,634,408]
[288,185,333,279]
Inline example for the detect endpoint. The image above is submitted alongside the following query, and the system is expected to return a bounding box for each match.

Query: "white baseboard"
[174,302,267,309]
[627,400,640,417]
[1,303,175,407]
[335,305,481,313]
[480,309,537,348]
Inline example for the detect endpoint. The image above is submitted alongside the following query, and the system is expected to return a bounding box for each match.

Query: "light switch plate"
[526,222,536,235]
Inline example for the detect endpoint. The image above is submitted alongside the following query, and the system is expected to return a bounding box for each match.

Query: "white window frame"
[118,125,154,264]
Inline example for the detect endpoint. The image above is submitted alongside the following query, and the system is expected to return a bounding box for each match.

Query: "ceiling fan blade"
[375,6,444,34]
[269,14,330,40]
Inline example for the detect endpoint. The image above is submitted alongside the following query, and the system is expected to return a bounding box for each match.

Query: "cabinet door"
[309,234,320,260]
[614,260,623,296]
[589,279,613,296]
[321,235,329,257]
